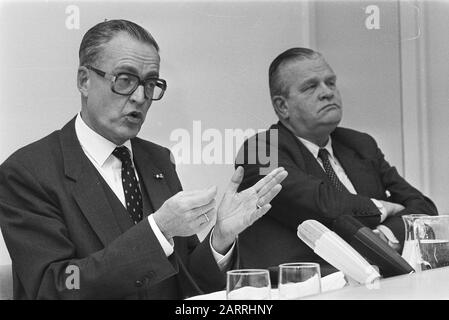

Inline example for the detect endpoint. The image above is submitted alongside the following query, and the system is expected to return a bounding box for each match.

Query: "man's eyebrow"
[115,65,139,74]
[300,77,319,87]
[143,71,160,79]
[114,65,159,78]
[301,74,336,87]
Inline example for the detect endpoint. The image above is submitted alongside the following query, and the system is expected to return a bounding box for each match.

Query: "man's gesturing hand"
[212,166,288,254]
[153,187,217,241]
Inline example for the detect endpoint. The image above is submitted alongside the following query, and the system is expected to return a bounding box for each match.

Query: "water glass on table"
[226,269,271,300]
[278,262,321,299]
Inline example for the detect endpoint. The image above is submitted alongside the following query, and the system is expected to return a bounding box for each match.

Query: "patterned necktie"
[317,148,348,192]
[112,146,143,224]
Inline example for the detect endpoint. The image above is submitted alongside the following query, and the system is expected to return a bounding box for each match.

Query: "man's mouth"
[321,103,339,111]
[125,111,143,123]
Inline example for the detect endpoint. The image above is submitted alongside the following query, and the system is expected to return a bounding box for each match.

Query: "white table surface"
[306,266,449,300]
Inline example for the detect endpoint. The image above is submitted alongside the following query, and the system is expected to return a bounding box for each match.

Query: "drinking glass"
[278,262,321,299]
[226,269,271,300]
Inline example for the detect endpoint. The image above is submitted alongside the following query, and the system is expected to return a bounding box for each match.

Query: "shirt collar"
[297,136,335,160]
[75,113,133,167]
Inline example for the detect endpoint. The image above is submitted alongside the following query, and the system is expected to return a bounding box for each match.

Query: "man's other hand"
[378,200,405,219]
[153,187,218,240]
[373,227,402,252]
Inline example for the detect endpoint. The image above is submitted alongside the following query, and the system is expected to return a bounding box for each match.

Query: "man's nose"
[318,83,334,100]
[129,85,147,104]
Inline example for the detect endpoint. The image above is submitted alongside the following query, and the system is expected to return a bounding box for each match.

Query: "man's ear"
[77,66,90,98]
[272,95,289,120]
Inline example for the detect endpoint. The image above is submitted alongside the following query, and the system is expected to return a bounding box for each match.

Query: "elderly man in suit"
[236,47,437,274]
[0,19,287,299]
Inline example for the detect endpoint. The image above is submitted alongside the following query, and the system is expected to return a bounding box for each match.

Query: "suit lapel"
[60,118,123,246]
[131,139,173,214]
[277,123,328,180]
[332,137,375,195]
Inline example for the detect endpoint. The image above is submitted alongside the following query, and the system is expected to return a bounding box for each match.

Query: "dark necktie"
[112,146,143,224]
[317,148,348,192]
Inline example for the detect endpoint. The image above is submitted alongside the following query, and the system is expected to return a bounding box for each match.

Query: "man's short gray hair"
[79,19,159,67]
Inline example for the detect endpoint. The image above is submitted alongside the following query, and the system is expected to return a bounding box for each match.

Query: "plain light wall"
[423,1,449,214]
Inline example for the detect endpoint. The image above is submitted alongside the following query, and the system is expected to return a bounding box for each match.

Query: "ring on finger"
[256,203,262,210]
[203,213,210,223]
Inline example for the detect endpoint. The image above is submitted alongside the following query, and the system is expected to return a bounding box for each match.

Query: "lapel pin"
[154,173,164,180]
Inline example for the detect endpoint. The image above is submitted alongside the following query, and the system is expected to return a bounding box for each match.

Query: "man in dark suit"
[236,47,437,274]
[0,20,287,299]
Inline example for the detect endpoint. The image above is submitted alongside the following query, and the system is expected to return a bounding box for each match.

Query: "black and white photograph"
[0,0,448,306]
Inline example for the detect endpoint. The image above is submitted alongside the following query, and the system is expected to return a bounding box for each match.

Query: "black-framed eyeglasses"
[85,65,167,101]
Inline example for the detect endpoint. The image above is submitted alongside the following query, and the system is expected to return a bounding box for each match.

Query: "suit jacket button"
[135,280,143,287]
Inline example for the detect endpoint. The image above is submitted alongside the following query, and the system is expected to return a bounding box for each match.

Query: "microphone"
[333,215,415,277]
[297,220,380,285]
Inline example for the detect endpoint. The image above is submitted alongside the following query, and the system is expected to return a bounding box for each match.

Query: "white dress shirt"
[297,136,399,244]
[75,113,233,269]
